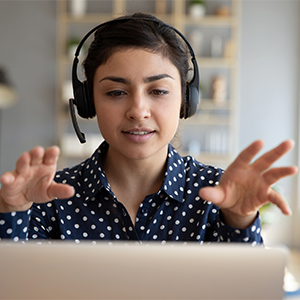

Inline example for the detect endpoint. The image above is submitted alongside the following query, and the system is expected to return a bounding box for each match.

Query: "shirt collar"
[81,141,112,201]
[161,144,186,203]
[82,141,186,203]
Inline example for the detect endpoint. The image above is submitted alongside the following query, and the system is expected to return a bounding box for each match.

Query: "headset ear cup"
[180,87,189,119]
[74,82,87,119]
[186,84,199,118]
[180,83,199,119]
[75,81,95,119]
[184,57,200,119]
[83,81,96,118]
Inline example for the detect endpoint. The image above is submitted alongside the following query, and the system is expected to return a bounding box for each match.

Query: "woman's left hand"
[199,140,298,229]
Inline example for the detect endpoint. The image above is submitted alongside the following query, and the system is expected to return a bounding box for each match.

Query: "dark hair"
[83,13,190,117]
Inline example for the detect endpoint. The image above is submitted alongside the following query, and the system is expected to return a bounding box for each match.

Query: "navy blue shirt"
[0,142,262,244]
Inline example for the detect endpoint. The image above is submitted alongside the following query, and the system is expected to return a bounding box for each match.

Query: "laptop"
[0,242,288,300]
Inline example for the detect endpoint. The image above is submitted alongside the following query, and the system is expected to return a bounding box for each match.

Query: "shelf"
[181,114,231,126]
[62,14,118,24]
[198,57,237,68]
[56,0,240,167]
[62,14,236,27]
[185,16,237,27]
[199,99,233,111]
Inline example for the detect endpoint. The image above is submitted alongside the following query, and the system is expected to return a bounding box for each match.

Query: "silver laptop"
[0,242,288,300]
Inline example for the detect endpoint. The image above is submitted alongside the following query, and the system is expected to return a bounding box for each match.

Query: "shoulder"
[170,144,224,187]
[54,141,108,185]
[184,155,224,185]
[166,144,224,195]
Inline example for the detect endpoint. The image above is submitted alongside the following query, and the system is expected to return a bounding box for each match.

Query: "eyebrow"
[98,74,174,84]
[144,74,175,83]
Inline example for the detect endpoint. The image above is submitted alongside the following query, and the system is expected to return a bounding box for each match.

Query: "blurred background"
[0,0,299,249]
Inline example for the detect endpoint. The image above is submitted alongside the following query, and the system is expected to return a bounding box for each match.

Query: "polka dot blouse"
[0,141,263,245]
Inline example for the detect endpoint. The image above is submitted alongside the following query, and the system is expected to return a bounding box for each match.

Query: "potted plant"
[188,0,206,19]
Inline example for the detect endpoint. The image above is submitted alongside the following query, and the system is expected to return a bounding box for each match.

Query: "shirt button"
[141,208,148,215]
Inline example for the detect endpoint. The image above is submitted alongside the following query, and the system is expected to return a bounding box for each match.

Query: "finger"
[252,140,295,172]
[0,171,16,185]
[268,189,292,215]
[47,183,75,200]
[199,186,225,206]
[43,146,60,166]
[232,140,264,168]
[15,152,31,175]
[29,146,45,166]
[263,166,298,186]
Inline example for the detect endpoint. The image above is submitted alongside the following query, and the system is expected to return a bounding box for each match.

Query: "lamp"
[0,68,17,108]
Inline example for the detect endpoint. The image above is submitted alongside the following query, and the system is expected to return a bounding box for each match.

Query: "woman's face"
[93,48,182,163]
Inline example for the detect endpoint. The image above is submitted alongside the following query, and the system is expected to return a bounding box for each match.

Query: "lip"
[122,127,155,143]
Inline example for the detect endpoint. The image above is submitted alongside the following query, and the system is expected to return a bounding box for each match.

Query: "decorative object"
[212,75,226,104]
[189,29,204,56]
[188,0,206,19]
[156,0,167,15]
[215,6,230,17]
[70,0,87,17]
[223,39,235,58]
[0,68,17,109]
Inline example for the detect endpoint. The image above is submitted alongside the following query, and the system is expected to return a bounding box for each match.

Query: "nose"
[126,92,151,121]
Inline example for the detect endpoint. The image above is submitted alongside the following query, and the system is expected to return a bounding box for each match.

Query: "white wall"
[0,1,57,175]
[239,1,300,247]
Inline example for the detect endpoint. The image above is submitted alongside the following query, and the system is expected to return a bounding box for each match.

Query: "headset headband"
[70,16,200,143]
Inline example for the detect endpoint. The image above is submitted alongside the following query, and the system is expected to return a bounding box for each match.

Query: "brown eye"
[106,90,127,97]
[151,89,169,96]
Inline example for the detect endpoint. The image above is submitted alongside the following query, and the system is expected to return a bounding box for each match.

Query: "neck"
[102,146,168,223]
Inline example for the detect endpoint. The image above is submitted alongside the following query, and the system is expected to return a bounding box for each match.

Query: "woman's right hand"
[0,146,75,213]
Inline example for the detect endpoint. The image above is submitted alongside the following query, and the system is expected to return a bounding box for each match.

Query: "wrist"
[220,209,258,229]
[0,190,32,213]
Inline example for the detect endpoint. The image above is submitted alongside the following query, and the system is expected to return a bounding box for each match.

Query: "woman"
[0,13,297,243]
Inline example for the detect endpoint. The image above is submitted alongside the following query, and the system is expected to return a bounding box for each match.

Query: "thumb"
[199,186,225,206]
[47,183,75,200]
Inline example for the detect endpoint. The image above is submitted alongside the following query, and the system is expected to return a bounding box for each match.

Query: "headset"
[69,17,200,143]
